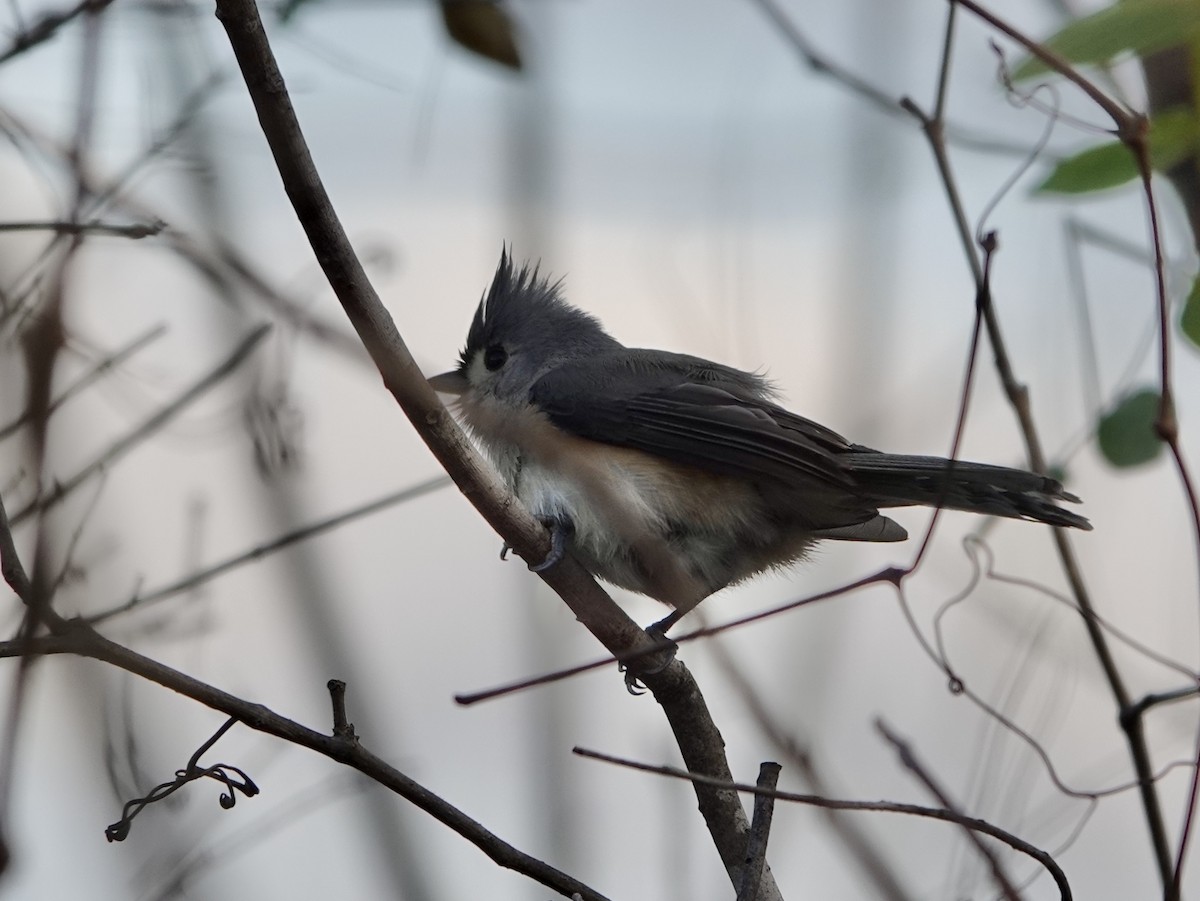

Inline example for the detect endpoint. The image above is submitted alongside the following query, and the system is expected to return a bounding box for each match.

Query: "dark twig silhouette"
[105,717,258,843]
[573,746,1072,901]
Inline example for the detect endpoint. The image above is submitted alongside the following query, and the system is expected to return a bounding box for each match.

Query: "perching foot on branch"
[621,617,680,695]
[501,515,574,572]
[529,515,573,572]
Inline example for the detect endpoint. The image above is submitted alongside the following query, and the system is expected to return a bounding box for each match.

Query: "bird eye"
[483,344,508,371]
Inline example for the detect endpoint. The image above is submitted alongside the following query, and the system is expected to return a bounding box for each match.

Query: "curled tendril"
[105,718,257,842]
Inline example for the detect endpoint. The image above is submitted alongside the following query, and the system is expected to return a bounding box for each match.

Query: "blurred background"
[2,0,1199,898]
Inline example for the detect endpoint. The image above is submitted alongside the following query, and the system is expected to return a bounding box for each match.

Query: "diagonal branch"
[877,720,1021,901]
[0,323,167,442]
[0,625,612,901]
[900,5,1177,891]
[210,1,776,894]
[9,323,270,527]
[0,0,116,66]
[737,762,782,901]
[0,495,612,901]
[574,746,1072,901]
[87,474,452,625]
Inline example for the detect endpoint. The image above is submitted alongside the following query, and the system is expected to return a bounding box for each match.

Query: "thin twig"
[2,624,612,900]
[0,103,368,366]
[971,536,1197,682]
[897,573,1171,803]
[876,720,1022,901]
[211,1,778,893]
[0,72,228,313]
[704,636,915,901]
[455,568,902,705]
[48,472,105,595]
[87,474,451,624]
[932,1,957,124]
[0,219,164,238]
[0,498,33,602]
[1124,688,1200,729]
[902,5,1177,889]
[737,762,782,901]
[0,0,116,65]
[327,680,356,742]
[747,0,1038,158]
[1130,136,1200,900]
[0,323,167,442]
[574,747,1072,901]
[0,508,613,901]
[9,323,271,527]
[953,0,1135,129]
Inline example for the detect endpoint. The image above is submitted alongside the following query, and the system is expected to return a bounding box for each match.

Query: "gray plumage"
[431,250,1090,620]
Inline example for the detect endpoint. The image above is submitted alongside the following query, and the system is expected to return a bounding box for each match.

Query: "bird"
[430,250,1090,634]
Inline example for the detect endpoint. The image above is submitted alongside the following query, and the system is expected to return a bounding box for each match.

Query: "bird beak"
[428,370,469,396]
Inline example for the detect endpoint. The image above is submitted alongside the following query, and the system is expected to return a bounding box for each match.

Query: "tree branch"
[877,720,1021,901]
[87,475,452,624]
[210,1,774,893]
[574,747,1072,901]
[0,323,167,443]
[901,5,1176,890]
[0,502,612,900]
[737,762,782,901]
[9,323,271,527]
[0,622,613,900]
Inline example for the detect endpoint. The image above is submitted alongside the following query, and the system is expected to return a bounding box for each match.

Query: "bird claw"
[501,517,573,571]
[621,620,680,694]
[528,516,572,572]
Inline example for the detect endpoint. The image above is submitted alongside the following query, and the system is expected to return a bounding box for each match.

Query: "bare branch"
[737,762,782,901]
[898,5,1177,889]
[704,635,916,901]
[0,323,167,442]
[0,219,164,238]
[0,102,368,367]
[952,0,1136,130]
[876,720,1022,901]
[9,323,271,527]
[211,1,774,892]
[0,614,612,900]
[326,679,356,742]
[0,495,33,603]
[0,0,116,66]
[455,568,901,705]
[747,0,1043,158]
[87,474,451,624]
[573,747,1072,901]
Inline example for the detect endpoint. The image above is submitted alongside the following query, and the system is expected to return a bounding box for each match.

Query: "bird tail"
[844,452,1092,531]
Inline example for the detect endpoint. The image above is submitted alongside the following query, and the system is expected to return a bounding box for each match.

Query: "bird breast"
[457,392,787,607]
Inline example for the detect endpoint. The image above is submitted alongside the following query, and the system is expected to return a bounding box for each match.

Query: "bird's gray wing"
[529,350,860,492]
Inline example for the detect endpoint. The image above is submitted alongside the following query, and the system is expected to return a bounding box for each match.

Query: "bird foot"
[621,615,681,695]
[529,516,572,572]
[499,516,573,572]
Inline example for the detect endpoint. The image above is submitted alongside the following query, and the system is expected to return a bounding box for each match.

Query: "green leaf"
[1183,277,1200,347]
[1097,388,1163,467]
[1015,0,1200,80]
[1038,141,1139,193]
[1147,108,1200,168]
[1037,107,1200,194]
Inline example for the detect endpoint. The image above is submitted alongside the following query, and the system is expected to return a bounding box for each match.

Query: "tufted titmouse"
[431,250,1090,632]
